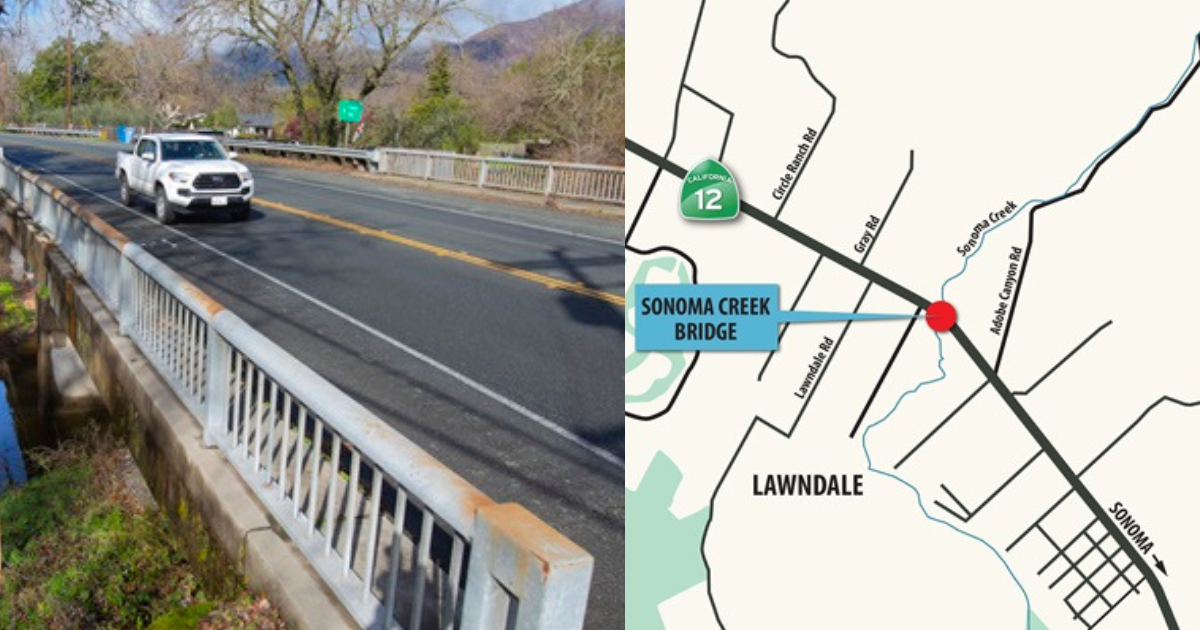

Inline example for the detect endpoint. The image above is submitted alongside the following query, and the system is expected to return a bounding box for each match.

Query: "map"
[625,2,1200,628]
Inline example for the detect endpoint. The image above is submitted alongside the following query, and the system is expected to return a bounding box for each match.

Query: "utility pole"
[65,27,73,128]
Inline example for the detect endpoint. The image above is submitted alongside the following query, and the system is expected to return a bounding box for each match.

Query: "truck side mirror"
[228,151,239,160]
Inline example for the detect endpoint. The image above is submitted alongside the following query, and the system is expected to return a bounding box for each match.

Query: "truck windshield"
[160,140,226,161]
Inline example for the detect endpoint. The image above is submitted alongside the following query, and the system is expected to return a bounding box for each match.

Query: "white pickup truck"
[115,133,254,224]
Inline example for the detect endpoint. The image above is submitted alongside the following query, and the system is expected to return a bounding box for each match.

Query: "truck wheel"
[229,204,250,222]
[119,173,135,207]
[155,186,177,225]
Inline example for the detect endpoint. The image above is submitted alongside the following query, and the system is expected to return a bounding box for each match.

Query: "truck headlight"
[239,171,253,184]
[167,171,193,184]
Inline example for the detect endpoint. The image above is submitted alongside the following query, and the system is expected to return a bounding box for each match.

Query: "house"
[233,113,276,139]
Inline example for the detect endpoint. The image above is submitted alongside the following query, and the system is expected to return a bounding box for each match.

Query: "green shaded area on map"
[625,254,692,405]
[626,451,710,630]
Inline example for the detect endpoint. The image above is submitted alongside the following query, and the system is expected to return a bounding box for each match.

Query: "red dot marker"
[925,300,957,332]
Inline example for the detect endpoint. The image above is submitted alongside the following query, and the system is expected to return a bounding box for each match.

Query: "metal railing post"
[545,164,555,198]
[118,247,136,335]
[460,503,593,630]
[477,159,488,188]
[204,317,230,447]
[424,152,433,180]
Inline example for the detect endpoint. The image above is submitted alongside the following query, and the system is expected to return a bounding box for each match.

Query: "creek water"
[0,380,25,490]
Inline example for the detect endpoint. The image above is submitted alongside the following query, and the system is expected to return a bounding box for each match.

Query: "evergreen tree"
[401,47,480,153]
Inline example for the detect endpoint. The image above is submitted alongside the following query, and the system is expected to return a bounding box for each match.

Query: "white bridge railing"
[372,148,625,204]
[0,155,594,630]
[1,126,624,204]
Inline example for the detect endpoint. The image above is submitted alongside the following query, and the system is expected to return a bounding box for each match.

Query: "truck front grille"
[194,173,241,190]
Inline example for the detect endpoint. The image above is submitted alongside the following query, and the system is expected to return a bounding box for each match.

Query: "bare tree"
[453,54,531,144]
[1,0,127,33]
[0,31,29,122]
[182,0,471,145]
[525,25,624,163]
[91,31,206,126]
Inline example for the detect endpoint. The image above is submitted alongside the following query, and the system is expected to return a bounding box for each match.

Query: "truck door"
[133,138,158,192]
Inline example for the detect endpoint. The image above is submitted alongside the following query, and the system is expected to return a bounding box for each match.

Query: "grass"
[0,282,33,334]
[0,430,288,630]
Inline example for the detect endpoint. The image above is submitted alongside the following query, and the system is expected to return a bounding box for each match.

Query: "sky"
[16,0,574,49]
[459,0,569,36]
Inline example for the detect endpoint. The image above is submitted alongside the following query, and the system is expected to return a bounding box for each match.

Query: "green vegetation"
[15,100,156,129]
[206,101,239,130]
[18,37,122,110]
[0,282,33,333]
[401,47,481,154]
[0,433,287,630]
[0,441,195,628]
[145,602,213,630]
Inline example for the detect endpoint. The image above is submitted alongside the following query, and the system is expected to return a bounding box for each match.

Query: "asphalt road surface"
[0,133,624,628]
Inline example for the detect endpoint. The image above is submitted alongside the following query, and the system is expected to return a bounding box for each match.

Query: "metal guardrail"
[225,139,375,166]
[3,125,625,205]
[0,153,593,630]
[2,126,101,138]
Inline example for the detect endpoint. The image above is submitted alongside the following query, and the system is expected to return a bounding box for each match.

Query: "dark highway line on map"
[626,127,1180,629]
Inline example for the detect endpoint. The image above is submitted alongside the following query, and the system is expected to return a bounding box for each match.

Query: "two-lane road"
[0,133,624,627]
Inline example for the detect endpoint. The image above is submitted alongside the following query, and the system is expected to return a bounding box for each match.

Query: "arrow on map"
[774,310,921,324]
[1153,554,1168,576]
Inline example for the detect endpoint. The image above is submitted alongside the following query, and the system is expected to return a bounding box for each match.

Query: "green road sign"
[680,158,739,221]
[338,100,363,123]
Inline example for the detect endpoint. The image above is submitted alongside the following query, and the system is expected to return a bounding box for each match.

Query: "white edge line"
[9,156,625,472]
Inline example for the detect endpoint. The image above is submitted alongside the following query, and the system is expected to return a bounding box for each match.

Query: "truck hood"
[160,160,250,175]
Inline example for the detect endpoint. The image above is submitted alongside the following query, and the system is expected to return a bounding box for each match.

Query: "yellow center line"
[1,135,624,306]
[254,198,624,306]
